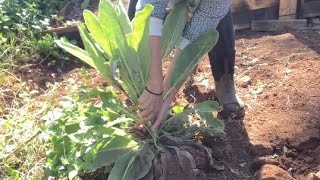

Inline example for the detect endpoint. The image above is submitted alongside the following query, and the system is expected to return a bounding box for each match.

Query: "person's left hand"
[151,87,178,129]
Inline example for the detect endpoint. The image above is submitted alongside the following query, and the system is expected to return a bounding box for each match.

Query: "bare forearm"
[147,36,163,93]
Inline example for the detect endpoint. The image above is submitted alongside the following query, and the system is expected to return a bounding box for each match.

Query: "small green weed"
[0,0,69,67]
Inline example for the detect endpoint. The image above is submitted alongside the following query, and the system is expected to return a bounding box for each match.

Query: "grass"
[0,0,98,178]
[0,70,55,178]
[0,65,97,179]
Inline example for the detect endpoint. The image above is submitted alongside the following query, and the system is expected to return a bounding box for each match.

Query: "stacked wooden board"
[231,0,320,31]
[43,0,320,34]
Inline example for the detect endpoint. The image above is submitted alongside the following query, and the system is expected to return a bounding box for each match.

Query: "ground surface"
[3,26,319,179]
[177,28,320,179]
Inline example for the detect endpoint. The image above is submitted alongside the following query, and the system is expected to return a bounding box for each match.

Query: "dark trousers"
[127,0,235,81]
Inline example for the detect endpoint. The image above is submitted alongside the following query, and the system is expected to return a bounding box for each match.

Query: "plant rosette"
[53,0,224,179]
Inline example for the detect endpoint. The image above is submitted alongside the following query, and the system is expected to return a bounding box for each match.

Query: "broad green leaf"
[108,152,135,180]
[65,123,80,134]
[206,117,224,130]
[96,127,129,137]
[96,0,140,98]
[123,144,155,180]
[196,111,225,130]
[132,144,155,179]
[91,135,137,169]
[201,127,226,138]
[172,105,184,114]
[91,148,132,169]
[162,112,189,130]
[98,0,125,53]
[106,117,133,127]
[123,47,145,95]
[116,0,132,35]
[117,67,139,104]
[121,154,137,180]
[77,23,112,84]
[55,39,96,68]
[167,30,219,96]
[161,1,188,60]
[109,58,136,100]
[99,0,143,96]
[193,100,223,113]
[83,10,112,58]
[197,112,225,138]
[127,4,153,82]
[68,170,78,180]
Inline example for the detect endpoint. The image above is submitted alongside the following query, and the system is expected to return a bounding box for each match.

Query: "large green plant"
[53,0,223,179]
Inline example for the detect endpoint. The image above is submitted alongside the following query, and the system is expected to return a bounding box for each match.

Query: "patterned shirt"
[137,0,232,48]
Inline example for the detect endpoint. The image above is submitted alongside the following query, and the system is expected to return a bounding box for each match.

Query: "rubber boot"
[214,73,244,117]
[208,10,245,117]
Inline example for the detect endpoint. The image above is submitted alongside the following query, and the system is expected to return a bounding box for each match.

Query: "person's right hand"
[138,84,163,124]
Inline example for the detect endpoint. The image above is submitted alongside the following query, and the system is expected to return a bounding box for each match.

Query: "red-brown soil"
[176,28,320,179]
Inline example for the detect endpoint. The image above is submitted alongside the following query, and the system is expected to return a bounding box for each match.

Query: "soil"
[5,18,320,180]
[179,27,320,179]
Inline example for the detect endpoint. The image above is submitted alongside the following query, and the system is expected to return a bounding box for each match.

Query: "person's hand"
[137,35,163,126]
[138,83,163,124]
[151,87,178,129]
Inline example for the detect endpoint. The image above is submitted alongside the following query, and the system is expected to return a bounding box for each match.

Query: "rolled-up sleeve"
[137,0,169,36]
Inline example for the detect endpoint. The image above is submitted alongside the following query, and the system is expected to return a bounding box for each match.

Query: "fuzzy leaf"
[193,100,223,113]
[55,40,96,68]
[77,23,112,84]
[116,0,132,35]
[196,110,225,137]
[127,4,153,82]
[83,10,112,58]
[167,30,219,96]
[91,135,137,169]
[68,170,79,180]
[161,1,188,59]
[172,105,184,114]
[123,143,155,180]
[108,152,135,180]
[205,116,224,130]
[164,113,189,129]
[65,123,80,134]
[99,0,144,97]
[98,0,125,53]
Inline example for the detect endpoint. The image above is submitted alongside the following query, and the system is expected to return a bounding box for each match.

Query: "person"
[128,0,244,129]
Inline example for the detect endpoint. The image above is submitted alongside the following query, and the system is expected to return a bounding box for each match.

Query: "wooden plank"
[279,0,297,19]
[231,0,279,13]
[251,19,307,31]
[232,7,279,30]
[301,0,320,18]
[41,25,78,34]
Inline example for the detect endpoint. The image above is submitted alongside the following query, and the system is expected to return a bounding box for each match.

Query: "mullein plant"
[54,0,225,179]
